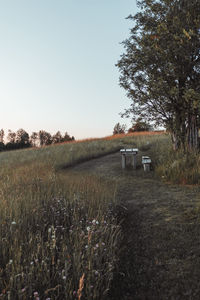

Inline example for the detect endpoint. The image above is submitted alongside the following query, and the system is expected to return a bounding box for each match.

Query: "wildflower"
[102,242,105,246]
[21,288,26,293]
[9,259,13,264]
[11,221,16,225]
[85,245,88,249]
[95,243,99,248]
[86,226,90,232]
[95,270,99,276]
[92,219,99,225]
[62,276,66,280]
[33,292,40,300]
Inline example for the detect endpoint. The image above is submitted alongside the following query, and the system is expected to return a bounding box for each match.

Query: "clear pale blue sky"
[0,0,137,139]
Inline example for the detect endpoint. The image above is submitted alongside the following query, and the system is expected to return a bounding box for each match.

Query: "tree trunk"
[187,115,199,151]
[171,112,186,151]
[171,131,180,151]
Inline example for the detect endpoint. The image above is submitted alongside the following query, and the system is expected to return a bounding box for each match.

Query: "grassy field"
[1,131,196,300]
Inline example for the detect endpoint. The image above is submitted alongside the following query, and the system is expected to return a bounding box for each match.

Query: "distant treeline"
[0,129,75,151]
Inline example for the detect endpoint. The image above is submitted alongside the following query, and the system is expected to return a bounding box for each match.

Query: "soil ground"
[66,149,200,299]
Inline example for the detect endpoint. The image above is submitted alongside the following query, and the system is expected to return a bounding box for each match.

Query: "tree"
[0,129,4,144]
[30,132,38,147]
[38,130,52,146]
[63,131,74,142]
[117,0,200,150]
[7,130,16,144]
[52,131,63,144]
[113,123,126,135]
[16,128,30,147]
[129,118,153,132]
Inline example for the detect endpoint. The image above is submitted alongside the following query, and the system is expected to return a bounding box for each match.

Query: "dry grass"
[0,171,121,299]
[0,131,169,299]
[154,141,200,185]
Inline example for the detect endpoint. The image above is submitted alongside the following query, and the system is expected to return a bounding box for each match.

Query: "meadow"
[1,131,198,300]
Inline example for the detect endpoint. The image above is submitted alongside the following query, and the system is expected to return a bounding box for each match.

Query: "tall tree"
[117,0,200,150]
[52,131,63,144]
[113,123,126,135]
[38,130,52,146]
[30,132,38,147]
[0,129,5,151]
[16,128,30,147]
[0,129,4,143]
[7,130,16,144]
[63,131,73,142]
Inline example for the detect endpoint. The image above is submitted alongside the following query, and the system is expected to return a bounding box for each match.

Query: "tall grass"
[0,170,121,299]
[142,133,200,184]
[0,131,169,299]
[155,147,200,184]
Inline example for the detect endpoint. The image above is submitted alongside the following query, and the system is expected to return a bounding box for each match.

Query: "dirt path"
[68,151,200,299]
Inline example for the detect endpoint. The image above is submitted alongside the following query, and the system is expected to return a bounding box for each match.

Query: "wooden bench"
[120,148,138,169]
[142,156,151,172]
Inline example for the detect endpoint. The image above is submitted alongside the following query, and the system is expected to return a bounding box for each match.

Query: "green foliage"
[117,0,200,150]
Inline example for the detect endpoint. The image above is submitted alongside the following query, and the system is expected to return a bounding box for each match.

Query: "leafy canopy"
[117,0,200,132]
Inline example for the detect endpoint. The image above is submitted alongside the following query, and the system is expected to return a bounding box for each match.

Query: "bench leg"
[132,155,137,170]
[122,155,126,169]
[143,163,150,172]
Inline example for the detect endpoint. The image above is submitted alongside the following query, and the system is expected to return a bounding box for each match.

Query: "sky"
[0,0,138,140]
